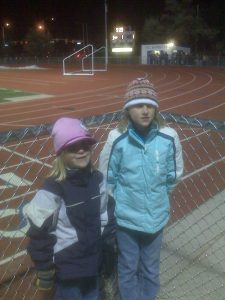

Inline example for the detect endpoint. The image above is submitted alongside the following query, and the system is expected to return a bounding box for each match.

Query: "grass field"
[0,88,37,103]
[0,88,52,103]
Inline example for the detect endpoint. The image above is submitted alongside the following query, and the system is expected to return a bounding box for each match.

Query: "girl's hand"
[36,269,55,291]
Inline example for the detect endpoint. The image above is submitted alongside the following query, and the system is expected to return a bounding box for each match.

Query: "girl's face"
[63,140,92,169]
[128,104,156,133]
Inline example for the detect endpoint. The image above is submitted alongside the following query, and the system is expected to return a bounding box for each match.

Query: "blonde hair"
[48,149,94,182]
[48,152,67,181]
[117,109,166,133]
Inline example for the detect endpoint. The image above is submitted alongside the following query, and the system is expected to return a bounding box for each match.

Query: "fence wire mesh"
[0,111,224,300]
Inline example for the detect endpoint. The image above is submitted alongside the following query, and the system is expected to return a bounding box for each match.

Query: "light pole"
[76,23,88,46]
[104,0,108,66]
[81,23,85,46]
[2,22,10,47]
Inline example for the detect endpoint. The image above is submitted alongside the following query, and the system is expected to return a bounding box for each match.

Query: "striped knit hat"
[124,78,158,110]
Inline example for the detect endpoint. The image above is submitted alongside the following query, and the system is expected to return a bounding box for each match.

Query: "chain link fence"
[0,111,224,300]
[0,55,225,67]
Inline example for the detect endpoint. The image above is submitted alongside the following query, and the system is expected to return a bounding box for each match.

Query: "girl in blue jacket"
[99,78,183,300]
[24,117,115,300]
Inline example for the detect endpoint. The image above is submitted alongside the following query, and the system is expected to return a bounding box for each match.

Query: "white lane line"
[191,102,225,117]
[0,68,224,126]
[0,155,51,173]
[158,72,195,92]
[182,156,225,180]
[0,100,125,126]
[0,73,218,122]
[162,85,225,111]
[160,72,213,102]
[180,129,211,142]
[1,190,35,204]
[0,250,27,266]
[6,94,53,102]
[0,77,222,121]
[0,146,52,168]
[0,82,126,111]
[0,173,32,189]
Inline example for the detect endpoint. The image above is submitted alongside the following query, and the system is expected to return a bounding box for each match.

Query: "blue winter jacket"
[24,168,115,281]
[107,122,183,234]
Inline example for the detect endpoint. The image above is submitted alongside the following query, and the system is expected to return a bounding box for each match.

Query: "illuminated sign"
[116,27,124,33]
[110,26,135,53]
[112,47,133,53]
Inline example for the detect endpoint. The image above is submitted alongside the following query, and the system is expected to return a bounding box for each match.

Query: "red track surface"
[0,64,224,131]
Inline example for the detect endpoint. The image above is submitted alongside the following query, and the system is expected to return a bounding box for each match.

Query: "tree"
[142,18,167,44]
[24,28,54,58]
[142,0,219,54]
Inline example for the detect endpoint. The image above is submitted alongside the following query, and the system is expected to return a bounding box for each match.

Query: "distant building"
[141,43,190,64]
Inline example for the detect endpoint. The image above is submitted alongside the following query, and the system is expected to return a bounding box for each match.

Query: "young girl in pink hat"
[24,117,115,300]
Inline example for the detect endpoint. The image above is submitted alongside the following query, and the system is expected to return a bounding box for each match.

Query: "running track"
[0,64,224,131]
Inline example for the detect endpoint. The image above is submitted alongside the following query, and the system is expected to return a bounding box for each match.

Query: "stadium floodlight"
[167,41,175,48]
[112,47,133,53]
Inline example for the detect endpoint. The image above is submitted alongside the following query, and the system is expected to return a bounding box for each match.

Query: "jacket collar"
[128,121,159,145]
[66,165,93,186]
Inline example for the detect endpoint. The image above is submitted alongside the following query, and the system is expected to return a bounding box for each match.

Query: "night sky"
[0,0,224,46]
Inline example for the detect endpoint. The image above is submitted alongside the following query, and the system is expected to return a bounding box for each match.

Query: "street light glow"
[2,22,11,47]
[37,24,44,31]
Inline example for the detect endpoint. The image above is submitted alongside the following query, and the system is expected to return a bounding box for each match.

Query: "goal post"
[63,44,94,76]
[63,45,107,76]
[82,46,107,72]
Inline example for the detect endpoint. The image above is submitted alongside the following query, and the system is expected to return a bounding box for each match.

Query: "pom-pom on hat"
[52,117,96,155]
[124,78,158,110]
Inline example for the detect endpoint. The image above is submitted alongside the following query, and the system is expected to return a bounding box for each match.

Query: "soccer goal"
[63,45,107,76]
[63,44,94,76]
[82,46,107,72]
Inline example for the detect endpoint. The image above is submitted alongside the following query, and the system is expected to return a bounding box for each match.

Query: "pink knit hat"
[124,78,158,109]
[52,117,96,155]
